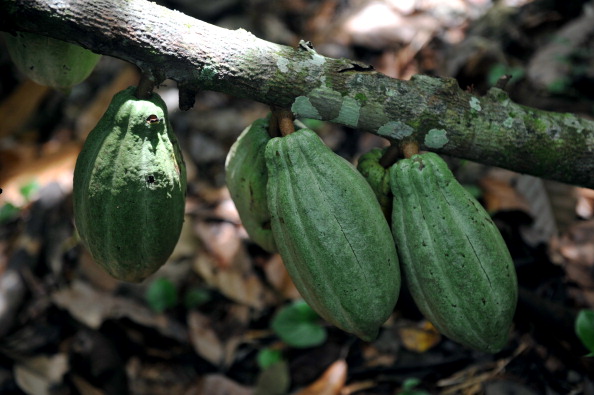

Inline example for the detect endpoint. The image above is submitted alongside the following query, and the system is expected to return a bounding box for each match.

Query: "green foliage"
[256,348,284,370]
[183,287,211,309]
[0,180,40,224]
[0,203,20,224]
[20,180,39,201]
[576,309,594,356]
[146,278,178,313]
[487,63,524,86]
[271,300,327,348]
[398,378,430,395]
[298,118,324,131]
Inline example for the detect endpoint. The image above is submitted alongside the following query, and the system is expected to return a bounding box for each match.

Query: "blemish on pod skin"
[424,129,449,149]
[291,96,322,119]
[377,121,414,140]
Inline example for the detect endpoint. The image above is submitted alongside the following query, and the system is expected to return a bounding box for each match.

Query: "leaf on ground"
[478,172,531,214]
[293,359,348,395]
[0,79,50,138]
[398,320,441,353]
[192,245,273,310]
[14,354,69,395]
[186,374,253,395]
[187,311,224,366]
[271,300,327,348]
[550,220,594,307]
[0,142,80,207]
[263,254,301,300]
[51,280,188,343]
[146,277,178,313]
[254,360,290,395]
[575,309,594,355]
[194,219,243,270]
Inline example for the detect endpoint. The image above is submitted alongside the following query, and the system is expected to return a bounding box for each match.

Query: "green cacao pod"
[225,117,276,252]
[356,148,392,219]
[266,128,401,341]
[73,86,186,282]
[390,153,517,353]
[3,31,101,90]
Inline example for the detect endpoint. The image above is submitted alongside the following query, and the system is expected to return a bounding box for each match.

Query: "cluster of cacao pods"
[226,118,401,341]
[227,117,517,352]
[359,149,518,353]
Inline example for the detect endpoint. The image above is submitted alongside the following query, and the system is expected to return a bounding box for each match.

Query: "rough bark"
[1,0,593,188]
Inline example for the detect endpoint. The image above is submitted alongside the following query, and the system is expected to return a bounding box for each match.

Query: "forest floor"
[1,0,594,394]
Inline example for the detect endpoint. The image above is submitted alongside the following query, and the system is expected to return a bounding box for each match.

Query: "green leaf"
[271,300,327,348]
[19,180,40,201]
[0,203,20,223]
[576,309,594,356]
[184,287,211,309]
[399,377,430,395]
[146,278,178,313]
[257,348,283,370]
[299,118,324,131]
[254,360,290,395]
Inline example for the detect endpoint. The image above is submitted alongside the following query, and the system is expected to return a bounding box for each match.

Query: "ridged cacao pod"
[357,147,392,219]
[3,31,101,90]
[390,152,517,353]
[225,117,276,252]
[73,87,186,282]
[266,128,401,341]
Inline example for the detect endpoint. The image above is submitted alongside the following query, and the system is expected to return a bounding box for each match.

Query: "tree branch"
[1,0,594,188]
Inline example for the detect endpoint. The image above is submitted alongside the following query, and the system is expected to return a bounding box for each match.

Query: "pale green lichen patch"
[377,121,414,140]
[331,97,361,127]
[563,113,585,134]
[292,96,322,119]
[358,102,389,129]
[503,117,514,128]
[309,52,326,67]
[386,88,397,97]
[307,87,342,120]
[469,97,482,111]
[277,57,290,73]
[424,129,449,148]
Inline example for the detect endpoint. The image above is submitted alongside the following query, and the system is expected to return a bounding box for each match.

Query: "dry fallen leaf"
[188,311,224,366]
[192,244,273,310]
[0,79,50,138]
[293,359,348,395]
[262,254,301,300]
[398,320,441,353]
[186,374,254,395]
[51,280,188,343]
[14,354,69,395]
[0,142,81,207]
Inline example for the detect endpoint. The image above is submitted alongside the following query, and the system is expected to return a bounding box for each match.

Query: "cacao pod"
[3,31,101,90]
[73,86,186,282]
[356,147,392,219]
[390,152,517,353]
[225,117,276,252]
[266,128,401,341]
